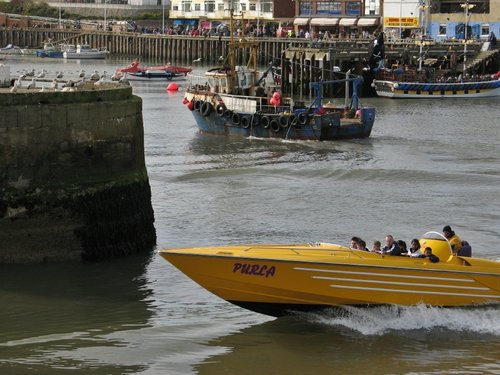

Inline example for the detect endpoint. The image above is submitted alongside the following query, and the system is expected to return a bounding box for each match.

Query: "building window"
[299,1,312,16]
[241,3,246,11]
[182,0,191,11]
[437,0,489,14]
[346,1,361,16]
[364,0,379,15]
[194,3,200,10]
[217,3,224,10]
[172,4,178,10]
[261,0,272,12]
[317,1,341,15]
[439,24,446,35]
[481,24,489,36]
[249,2,256,10]
[205,0,215,12]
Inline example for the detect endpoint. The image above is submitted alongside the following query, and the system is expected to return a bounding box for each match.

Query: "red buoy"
[182,97,189,104]
[167,82,179,91]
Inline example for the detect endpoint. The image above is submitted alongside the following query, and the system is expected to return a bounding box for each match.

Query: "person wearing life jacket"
[443,225,462,255]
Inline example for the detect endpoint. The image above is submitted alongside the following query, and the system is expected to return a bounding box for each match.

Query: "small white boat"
[63,44,109,59]
[0,44,22,55]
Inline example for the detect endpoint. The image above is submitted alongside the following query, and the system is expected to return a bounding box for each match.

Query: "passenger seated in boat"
[422,247,439,263]
[357,239,369,251]
[371,240,381,253]
[350,236,361,249]
[397,240,408,255]
[382,235,402,255]
[442,225,462,255]
[407,238,423,257]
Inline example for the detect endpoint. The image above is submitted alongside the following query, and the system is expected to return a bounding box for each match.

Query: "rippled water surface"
[1,57,499,374]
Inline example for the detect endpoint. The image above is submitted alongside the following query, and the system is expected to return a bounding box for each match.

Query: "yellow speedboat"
[159,232,500,317]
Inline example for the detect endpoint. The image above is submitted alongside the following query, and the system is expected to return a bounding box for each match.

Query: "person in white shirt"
[408,238,423,257]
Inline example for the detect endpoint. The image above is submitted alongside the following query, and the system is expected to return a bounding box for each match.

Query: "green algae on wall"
[0,86,156,263]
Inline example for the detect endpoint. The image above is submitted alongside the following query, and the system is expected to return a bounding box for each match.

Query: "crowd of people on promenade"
[348,225,466,263]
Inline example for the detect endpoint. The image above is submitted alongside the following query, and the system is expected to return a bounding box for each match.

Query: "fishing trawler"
[160,232,500,317]
[182,10,375,141]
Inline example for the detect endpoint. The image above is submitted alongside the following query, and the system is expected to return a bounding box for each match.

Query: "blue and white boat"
[182,11,375,141]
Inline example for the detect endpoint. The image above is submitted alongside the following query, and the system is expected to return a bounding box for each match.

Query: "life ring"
[270,119,280,133]
[232,113,241,125]
[216,104,226,116]
[200,101,213,117]
[240,116,250,128]
[279,115,290,128]
[224,109,233,118]
[298,112,308,125]
[261,115,270,129]
[194,100,202,111]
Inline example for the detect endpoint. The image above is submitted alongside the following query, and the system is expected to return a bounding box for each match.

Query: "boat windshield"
[421,231,448,241]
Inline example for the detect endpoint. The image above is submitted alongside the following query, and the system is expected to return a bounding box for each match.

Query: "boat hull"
[373,79,500,98]
[190,106,375,141]
[126,72,184,81]
[160,243,500,317]
[63,51,108,59]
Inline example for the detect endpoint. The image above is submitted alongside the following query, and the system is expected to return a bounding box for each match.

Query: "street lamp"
[162,0,165,34]
[461,0,474,72]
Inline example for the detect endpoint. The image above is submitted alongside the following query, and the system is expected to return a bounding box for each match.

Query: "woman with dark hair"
[408,238,423,258]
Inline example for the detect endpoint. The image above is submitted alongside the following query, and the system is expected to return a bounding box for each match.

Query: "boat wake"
[296,304,500,336]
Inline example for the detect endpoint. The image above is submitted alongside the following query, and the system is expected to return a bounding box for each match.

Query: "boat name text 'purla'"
[233,263,276,277]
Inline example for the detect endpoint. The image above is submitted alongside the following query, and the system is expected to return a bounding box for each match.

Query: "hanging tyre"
[261,115,270,129]
[240,116,250,128]
[194,100,202,111]
[224,109,233,118]
[232,113,241,125]
[200,101,213,117]
[279,115,290,128]
[270,119,280,133]
[298,112,308,125]
[216,104,226,116]
[251,114,260,127]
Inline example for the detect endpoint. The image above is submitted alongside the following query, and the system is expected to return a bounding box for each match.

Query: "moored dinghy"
[160,231,500,317]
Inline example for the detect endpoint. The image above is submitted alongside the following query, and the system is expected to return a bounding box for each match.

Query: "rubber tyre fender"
[200,101,213,117]
[261,115,270,129]
[251,114,260,127]
[270,119,280,133]
[240,116,250,129]
[224,109,233,118]
[298,112,308,125]
[194,100,202,111]
[279,115,290,128]
[232,112,241,125]
[216,104,226,116]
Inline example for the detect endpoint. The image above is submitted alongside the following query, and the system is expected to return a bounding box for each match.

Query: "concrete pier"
[0,84,156,263]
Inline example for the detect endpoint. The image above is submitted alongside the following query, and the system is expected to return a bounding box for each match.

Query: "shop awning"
[339,18,357,26]
[310,17,339,26]
[293,18,310,26]
[357,17,379,26]
[172,20,197,26]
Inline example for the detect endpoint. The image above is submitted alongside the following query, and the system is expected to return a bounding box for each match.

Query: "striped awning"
[293,18,310,26]
[310,18,340,26]
[339,18,357,26]
[357,17,380,26]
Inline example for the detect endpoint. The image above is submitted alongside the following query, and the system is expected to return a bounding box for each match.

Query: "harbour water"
[1,56,499,374]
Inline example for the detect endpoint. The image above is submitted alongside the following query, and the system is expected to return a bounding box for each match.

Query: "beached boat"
[63,44,109,59]
[115,60,192,81]
[182,11,375,141]
[160,231,500,317]
[0,44,22,55]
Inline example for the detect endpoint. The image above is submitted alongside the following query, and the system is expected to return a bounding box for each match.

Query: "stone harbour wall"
[0,86,156,263]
